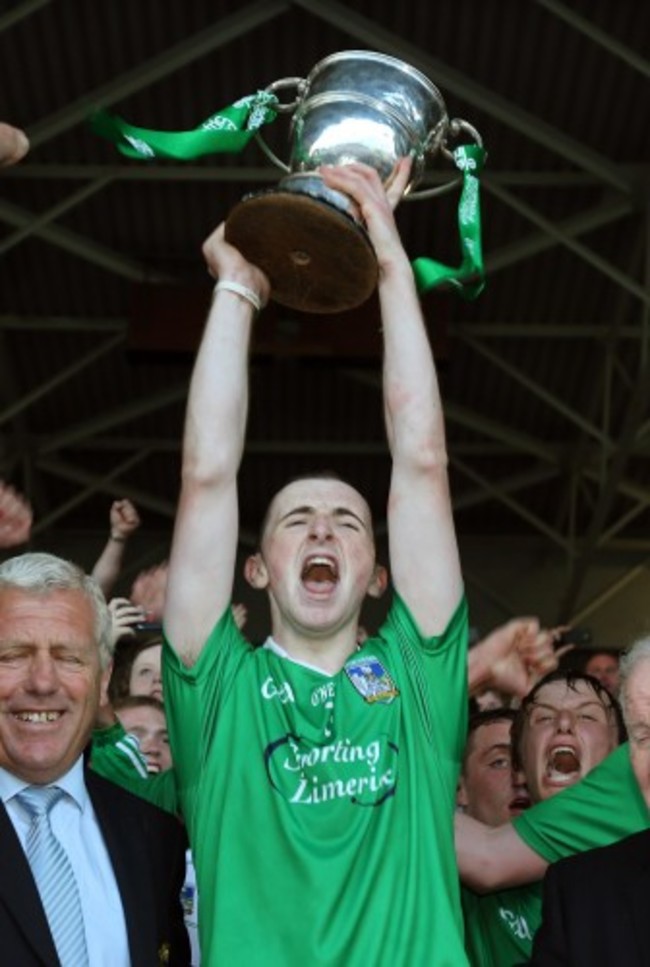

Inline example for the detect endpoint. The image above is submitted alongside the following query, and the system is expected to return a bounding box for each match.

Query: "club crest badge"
[344,656,400,704]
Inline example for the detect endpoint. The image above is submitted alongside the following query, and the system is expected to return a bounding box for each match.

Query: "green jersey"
[463,743,650,966]
[462,882,540,967]
[163,593,469,967]
[91,720,180,814]
[91,720,148,779]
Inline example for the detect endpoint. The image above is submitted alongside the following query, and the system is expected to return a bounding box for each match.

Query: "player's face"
[457,720,530,826]
[0,587,108,784]
[256,478,380,637]
[519,679,618,804]
[116,704,172,774]
[623,659,650,809]
[584,653,620,695]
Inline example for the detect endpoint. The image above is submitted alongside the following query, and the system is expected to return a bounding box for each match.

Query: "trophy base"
[224,181,378,314]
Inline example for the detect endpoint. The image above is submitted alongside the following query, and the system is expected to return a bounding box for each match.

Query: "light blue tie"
[17,785,89,967]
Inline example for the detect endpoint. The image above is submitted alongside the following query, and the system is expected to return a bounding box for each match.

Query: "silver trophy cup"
[225,50,482,314]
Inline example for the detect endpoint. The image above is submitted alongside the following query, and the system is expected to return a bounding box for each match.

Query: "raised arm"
[321,161,462,635]
[163,226,270,664]
[91,498,141,596]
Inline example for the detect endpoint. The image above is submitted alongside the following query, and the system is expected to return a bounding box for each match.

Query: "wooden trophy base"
[224,190,378,314]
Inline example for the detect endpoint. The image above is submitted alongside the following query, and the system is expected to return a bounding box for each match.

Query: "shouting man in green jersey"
[161,161,470,967]
[529,639,650,966]
[459,669,626,966]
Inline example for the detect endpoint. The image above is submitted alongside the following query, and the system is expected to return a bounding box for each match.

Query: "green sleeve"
[162,605,249,797]
[90,721,181,815]
[381,593,468,767]
[512,743,649,863]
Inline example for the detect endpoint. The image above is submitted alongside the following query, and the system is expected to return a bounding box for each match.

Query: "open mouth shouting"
[546,744,581,785]
[301,555,339,593]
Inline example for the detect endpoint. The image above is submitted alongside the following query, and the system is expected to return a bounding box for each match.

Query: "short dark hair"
[510,669,627,771]
[462,707,517,771]
[113,694,165,715]
[258,471,373,545]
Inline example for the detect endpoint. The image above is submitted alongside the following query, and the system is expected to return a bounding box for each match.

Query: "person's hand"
[108,596,145,647]
[0,123,29,168]
[0,480,33,548]
[382,156,413,210]
[202,223,271,305]
[518,624,574,689]
[130,561,169,623]
[109,498,141,540]
[473,618,573,701]
[319,158,413,273]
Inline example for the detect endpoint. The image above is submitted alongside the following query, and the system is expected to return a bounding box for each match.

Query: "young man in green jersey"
[460,670,625,967]
[529,639,650,966]
[455,653,650,893]
[160,160,470,967]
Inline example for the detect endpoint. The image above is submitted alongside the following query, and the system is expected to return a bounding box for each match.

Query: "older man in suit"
[529,637,650,966]
[0,551,189,966]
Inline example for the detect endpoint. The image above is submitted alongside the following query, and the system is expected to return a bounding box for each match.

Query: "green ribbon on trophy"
[91,91,485,302]
[412,143,485,300]
[91,91,280,160]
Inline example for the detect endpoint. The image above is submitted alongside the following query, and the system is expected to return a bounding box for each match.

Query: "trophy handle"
[254,76,307,174]
[405,118,484,201]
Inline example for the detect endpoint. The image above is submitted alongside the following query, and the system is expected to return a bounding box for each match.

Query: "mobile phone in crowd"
[133,620,163,633]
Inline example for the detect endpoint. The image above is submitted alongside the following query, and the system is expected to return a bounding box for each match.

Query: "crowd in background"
[1,478,642,967]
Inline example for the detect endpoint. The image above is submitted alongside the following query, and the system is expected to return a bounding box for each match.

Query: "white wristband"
[214,280,262,313]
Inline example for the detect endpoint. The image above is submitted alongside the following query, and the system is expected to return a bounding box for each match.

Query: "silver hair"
[619,637,650,723]
[0,551,113,669]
